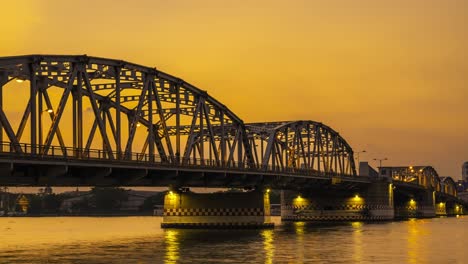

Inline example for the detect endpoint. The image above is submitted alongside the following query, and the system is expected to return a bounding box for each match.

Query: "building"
[463,162,468,182]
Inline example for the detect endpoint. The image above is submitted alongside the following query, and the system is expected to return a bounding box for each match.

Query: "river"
[0,216,467,263]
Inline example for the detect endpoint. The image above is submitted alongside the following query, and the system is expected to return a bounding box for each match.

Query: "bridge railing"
[0,142,358,179]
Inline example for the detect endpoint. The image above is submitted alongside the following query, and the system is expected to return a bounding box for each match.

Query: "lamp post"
[373,157,388,176]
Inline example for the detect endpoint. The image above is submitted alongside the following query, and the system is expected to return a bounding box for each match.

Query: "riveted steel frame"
[0,55,255,169]
[246,121,357,176]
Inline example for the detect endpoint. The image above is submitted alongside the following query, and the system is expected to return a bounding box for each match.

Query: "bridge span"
[0,55,463,227]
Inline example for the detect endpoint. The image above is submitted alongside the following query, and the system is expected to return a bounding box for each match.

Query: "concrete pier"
[395,190,436,219]
[161,190,273,228]
[281,180,394,222]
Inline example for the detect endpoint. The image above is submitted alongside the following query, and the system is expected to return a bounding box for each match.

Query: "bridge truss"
[0,55,357,179]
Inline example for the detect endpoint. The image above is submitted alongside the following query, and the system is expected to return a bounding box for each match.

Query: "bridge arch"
[246,120,357,176]
[440,177,457,196]
[0,55,254,167]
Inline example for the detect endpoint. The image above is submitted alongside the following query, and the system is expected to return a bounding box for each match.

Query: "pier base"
[395,190,435,219]
[281,180,394,222]
[161,190,273,229]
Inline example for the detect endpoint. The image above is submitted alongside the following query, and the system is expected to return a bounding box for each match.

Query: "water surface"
[0,216,467,263]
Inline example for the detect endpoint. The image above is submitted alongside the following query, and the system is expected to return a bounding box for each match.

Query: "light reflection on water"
[0,216,467,263]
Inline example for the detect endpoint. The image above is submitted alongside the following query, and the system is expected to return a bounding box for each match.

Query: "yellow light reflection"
[261,229,275,264]
[164,230,179,264]
[294,222,305,263]
[406,219,428,264]
[351,222,363,263]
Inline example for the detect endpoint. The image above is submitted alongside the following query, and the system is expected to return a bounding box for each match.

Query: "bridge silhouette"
[0,55,463,225]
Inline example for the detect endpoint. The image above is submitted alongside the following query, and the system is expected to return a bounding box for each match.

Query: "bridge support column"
[161,190,273,228]
[395,190,435,219]
[446,201,464,216]
[435,201,447,216]
[281,183,394,222]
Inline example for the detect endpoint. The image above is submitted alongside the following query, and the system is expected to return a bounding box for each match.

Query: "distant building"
[359,162,379,177]
[463,162,468,182]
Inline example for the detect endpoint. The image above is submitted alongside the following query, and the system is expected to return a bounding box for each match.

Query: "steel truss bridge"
[0,55,460,201]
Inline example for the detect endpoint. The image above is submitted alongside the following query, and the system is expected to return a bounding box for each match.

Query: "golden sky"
[1,0,467,178]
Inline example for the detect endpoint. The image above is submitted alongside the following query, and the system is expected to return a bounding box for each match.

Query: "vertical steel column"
[220,111,225,167]
[72,73,83,158]
[29,64,37,154]
[148,79,154,161]
[307,124,311,168]
[199,101,204,164]
[0,81,3,147]
[115,67,121,159]
[72,87,77,153]
[175,84,180,164]
[285,127,289,168]
[102,105,107,158]
[77,73,83,156]
[38,82,43,152]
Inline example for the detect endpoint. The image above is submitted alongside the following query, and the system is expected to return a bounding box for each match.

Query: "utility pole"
[373,158,388,176]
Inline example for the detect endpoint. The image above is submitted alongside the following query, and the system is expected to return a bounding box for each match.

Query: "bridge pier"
[446,201,464,216]
[435,202,447,216]
[394,190,435,219]
[281,180,394,222]
[161,189,273,228]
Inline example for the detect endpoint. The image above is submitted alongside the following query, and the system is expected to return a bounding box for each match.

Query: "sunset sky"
[1,0,467,179]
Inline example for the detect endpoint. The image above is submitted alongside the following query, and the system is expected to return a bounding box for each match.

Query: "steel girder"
[0,55,255,168]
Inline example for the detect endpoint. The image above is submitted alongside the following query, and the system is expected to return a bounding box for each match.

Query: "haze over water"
[0,216,466,263]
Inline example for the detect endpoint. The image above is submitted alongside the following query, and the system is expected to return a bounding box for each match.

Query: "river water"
[0,216,466,263]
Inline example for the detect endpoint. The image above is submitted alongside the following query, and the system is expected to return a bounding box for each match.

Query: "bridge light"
[46,109,53,113]
[16,78,24,83]
[353,194,362,202]
[266,188,270,193]
[136,123,141,127]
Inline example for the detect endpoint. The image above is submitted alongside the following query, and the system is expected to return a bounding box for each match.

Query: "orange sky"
[1,0,467,179]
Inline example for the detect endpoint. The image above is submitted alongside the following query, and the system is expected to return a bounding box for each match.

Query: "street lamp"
[373,158,388,176]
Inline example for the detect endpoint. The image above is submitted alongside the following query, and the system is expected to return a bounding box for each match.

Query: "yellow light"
[136,123,141,127]
[353,194,362,202]
[46,109,53,113]
[16,79,24,83]
[409,166,413,169]
[266,188,270,193]
[169,191,173,195]
[409,199,416,205]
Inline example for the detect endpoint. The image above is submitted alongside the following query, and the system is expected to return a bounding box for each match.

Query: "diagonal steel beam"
[203,103,220,165]
[154,80,175,162]
[43,65,77,155]
[82,69,114,159]
[0,108,22,153]
[124,74,149,157]
[182,98,203,164]
[42,88,67,155]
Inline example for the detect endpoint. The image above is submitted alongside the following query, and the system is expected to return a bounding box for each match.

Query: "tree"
[140,192,165,212]
[89,187,128,212]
